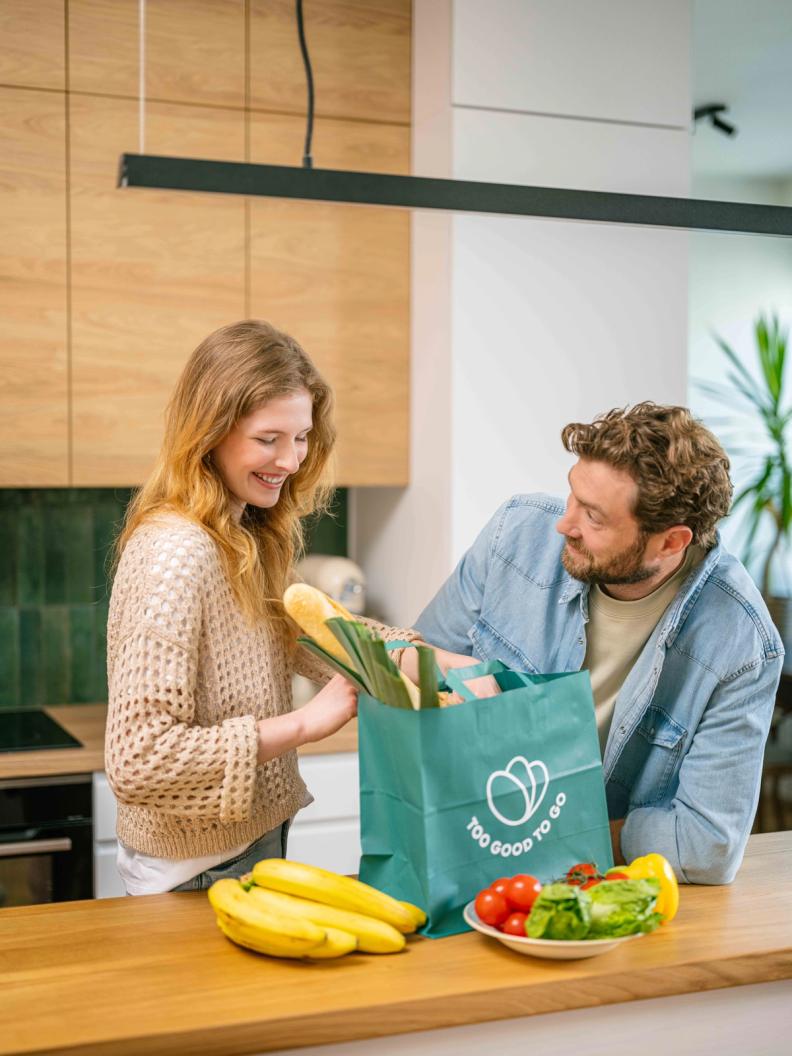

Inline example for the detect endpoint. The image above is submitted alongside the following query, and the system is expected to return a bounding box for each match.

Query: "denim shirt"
[415,494,783,884]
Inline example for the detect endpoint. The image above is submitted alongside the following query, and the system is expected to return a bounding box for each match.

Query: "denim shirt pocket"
[628,704,688,808]
[470,617,539,674]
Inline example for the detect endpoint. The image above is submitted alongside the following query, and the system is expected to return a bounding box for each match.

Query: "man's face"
[556,459,657,586]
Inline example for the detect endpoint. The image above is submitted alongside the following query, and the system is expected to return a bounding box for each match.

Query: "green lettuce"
[526,883,591,940]
[586,878,663,937]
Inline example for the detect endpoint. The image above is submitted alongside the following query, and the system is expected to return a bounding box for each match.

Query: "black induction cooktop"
[0,709,82,753]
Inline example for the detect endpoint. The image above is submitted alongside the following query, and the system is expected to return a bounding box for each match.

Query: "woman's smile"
[252,471,287,489]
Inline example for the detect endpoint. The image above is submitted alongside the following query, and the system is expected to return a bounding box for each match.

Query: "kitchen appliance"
[0,708,82,754]
[0,774,93,906]
[296,555,366,614]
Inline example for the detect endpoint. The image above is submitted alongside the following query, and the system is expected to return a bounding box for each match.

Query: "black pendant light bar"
[118,153,792,237]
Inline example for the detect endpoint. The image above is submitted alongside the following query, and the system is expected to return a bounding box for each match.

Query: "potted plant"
[700,313,792,640]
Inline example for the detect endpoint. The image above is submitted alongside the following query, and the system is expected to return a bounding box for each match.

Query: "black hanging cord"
[296,0,315,168]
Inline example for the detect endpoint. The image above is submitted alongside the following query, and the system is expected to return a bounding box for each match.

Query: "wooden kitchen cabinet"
[0,0,411,488]
[249,0,411,124]
[249,113,411,486]
[68,94,245,485]
[0,88,69,486]
[68,0,245,108]
[0,0,65,90]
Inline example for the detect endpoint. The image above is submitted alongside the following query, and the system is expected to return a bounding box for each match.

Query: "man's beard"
[561,532,656,586]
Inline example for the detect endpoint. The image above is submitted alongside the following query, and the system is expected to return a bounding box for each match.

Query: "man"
[412,403,782,883]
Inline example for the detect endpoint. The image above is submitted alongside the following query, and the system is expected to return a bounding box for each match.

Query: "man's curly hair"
[561,403,733,549]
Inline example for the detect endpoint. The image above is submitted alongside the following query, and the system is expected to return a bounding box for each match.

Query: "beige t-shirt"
[584,546,704,753]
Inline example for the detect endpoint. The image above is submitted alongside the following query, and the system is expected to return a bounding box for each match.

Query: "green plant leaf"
[714,334,766,405]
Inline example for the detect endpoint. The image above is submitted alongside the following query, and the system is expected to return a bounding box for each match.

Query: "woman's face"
[212,390,313,516]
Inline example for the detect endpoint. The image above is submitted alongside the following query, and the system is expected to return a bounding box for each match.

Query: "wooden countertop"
[1,832,790,1056]
[0,705,357,780]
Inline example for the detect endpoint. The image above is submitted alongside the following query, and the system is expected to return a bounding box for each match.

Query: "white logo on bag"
[485,756,549,826]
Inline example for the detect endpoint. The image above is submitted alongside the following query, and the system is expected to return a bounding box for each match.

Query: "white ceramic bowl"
[463,901,644,960]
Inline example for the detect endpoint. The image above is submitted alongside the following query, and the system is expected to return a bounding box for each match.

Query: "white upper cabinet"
[452,0,691,128]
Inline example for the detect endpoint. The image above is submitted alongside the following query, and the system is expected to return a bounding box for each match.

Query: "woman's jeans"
[170,820,291,892]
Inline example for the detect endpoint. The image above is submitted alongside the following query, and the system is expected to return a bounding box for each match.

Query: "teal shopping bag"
[357,661,613,937]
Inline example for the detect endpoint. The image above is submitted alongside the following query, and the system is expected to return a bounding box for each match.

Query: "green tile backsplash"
[0,488,347,709]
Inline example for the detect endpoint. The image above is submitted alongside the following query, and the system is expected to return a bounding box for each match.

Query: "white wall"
[355,0,692,624]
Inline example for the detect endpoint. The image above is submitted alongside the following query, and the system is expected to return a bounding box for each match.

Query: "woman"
[105,320,421,894]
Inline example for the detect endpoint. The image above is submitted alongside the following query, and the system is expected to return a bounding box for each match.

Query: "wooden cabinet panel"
[69,95,245,485]
[250,0,411,124]
[0,0,65,90]
[0,88,68,485]
[68,0,244,108]
[250,112,410,487]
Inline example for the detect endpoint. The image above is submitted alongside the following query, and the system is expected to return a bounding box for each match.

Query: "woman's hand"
[297,674,359,743]
[256,675,358,763]
[400,644,499,700]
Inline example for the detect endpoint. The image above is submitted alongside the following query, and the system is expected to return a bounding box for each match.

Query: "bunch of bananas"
[208,858,427,960]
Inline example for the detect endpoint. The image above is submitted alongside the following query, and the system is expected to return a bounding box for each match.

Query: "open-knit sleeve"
[292,615,424,685]
[105,523,258,825]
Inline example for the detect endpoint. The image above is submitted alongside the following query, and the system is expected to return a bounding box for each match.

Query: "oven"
[0,774,93,906]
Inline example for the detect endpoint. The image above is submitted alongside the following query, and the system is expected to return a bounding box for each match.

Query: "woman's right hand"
[298,674,359,744]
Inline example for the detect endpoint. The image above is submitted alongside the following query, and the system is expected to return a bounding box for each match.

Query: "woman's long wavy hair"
[114,320,336,629]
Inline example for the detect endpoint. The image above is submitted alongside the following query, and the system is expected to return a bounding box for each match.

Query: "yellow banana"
[246,885,406,953]
[215,913,313,959]
[283,583,354,662]
[208,878,325,954]
[399,900,427,928]
[251,859,419,934]
[217,910,356,960]
[303,926,358,959]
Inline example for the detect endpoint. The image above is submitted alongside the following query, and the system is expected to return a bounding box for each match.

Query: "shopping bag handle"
[444,659,509,701]
[384,640,446,684]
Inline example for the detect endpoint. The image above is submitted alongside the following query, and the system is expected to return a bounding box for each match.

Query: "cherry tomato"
[474,889,510,927]
[500,911,529,936]
[605,871,630,881]
[505,874,542,912]
[489,877,511,903]
[566,862,599,885]
[580,877,603,890]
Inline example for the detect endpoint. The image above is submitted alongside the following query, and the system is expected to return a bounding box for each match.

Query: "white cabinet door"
[94,842,126,899]
[287,820,361,876]
[92,772,117,841]
[292,753,361,874]
[93,772,123,898]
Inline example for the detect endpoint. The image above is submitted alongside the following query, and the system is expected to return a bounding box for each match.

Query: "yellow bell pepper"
[616,853,679,923]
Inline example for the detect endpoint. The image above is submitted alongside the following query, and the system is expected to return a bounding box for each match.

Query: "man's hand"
[400,644,499,700]
[610,818,626,865]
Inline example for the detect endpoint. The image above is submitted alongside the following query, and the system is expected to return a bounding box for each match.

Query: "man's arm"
[414,501,508,653]
[619,656,780,883]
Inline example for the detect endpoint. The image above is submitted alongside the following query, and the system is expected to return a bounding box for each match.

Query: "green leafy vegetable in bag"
[586,878,663,937]
[525,883,591,940]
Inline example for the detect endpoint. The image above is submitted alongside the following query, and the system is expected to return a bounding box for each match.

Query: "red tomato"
[500,911,529,936]
[566,862,599,885]
[580,877,602,890]
[605,871,630,881]
[489,877,511,902]
[474,889,510,927]
[505,874,542,912]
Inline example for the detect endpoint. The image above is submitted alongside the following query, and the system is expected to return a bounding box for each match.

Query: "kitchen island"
[1,831,790,1056]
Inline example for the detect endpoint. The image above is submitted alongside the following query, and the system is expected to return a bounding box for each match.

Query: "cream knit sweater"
[105,513,420,858]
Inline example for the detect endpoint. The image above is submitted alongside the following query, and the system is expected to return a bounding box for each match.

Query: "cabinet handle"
[0,837,73,857]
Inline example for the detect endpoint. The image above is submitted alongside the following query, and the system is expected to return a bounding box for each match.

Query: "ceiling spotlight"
[693,104,737,137]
